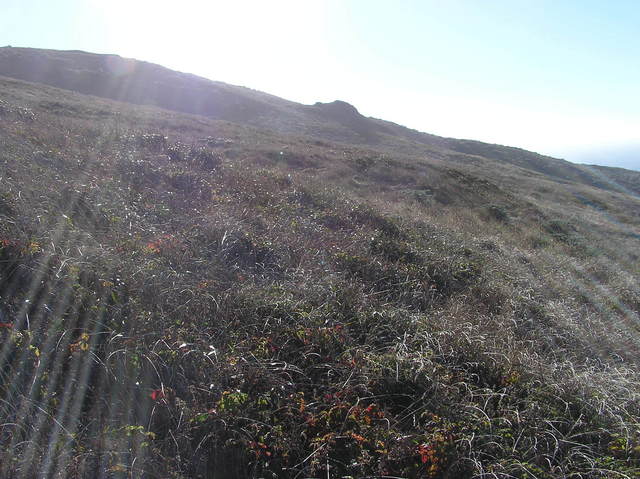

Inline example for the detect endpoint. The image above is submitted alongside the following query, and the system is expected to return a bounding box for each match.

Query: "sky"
[1,0,639,169]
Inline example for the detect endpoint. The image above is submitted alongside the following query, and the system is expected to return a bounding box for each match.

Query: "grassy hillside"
[1,46,637,197]
[587,164,640,197]
[0,74,640,479]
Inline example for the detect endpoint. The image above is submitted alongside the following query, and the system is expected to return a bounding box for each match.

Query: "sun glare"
[1,2,639,476]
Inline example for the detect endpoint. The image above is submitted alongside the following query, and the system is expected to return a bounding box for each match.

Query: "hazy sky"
[1,0,639,168]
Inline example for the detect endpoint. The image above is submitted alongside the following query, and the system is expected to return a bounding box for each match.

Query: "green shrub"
[486,204,510,223]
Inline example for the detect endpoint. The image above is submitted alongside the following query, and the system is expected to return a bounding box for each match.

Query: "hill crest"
[0,46,637,196]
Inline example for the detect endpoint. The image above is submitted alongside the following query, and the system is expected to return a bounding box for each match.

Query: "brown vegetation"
[0,68,638,478]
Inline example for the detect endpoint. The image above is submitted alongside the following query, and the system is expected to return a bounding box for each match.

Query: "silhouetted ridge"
[313,100,362,117]
[307,100,381,141]
[0,47,281,123]
[0,46,638,194]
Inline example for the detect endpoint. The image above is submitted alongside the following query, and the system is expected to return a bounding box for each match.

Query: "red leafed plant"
[150,389,165,401]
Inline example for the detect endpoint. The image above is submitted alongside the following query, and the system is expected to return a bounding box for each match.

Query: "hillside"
[587,164,640,197]
[573,144,640,172]
[1,46,636,196]
[0,59,639,478]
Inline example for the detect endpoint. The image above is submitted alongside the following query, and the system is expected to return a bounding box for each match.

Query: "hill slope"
[0,60,639,478]
[587,164,640,197]
[1,46,637,196]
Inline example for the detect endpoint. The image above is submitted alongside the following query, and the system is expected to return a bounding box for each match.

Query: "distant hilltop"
[0,46,637,195]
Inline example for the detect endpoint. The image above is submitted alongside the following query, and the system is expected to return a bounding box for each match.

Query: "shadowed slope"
[0,55,639,479]
[1,46,638,197]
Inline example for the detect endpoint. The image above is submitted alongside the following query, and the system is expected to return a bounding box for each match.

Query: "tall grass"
[0,78,639,478]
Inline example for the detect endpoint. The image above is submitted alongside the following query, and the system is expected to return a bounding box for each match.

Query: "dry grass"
[0,76,639,478]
